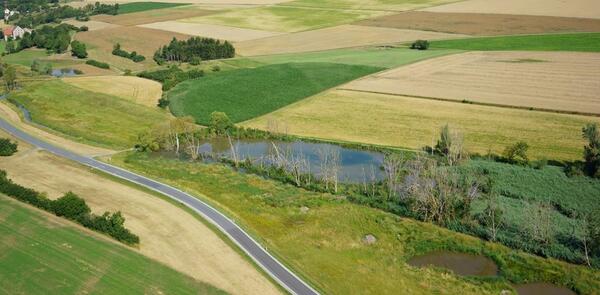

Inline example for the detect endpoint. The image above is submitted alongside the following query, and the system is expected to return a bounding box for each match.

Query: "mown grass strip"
[430,33,600,52]
[118,2,188,14]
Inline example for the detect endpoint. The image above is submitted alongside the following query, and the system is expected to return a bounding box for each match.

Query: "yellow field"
[64,76,163,107]
[139,21,284,42]
[242,90,600,160]
[92,5,216,26]
[0,128,281,295]
[63,19,120,31]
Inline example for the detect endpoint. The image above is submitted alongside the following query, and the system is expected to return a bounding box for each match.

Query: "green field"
[168,62,382,124]
[2,49,49,67]
[0,195,226,295]
[182,5,385,32]
[430,33,600,52]
[226,47,460,69]
[10,80,169,149]
[117,2,188,14]
[109,152,600,295]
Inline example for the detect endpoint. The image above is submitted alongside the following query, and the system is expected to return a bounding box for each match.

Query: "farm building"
[3,26,30,41]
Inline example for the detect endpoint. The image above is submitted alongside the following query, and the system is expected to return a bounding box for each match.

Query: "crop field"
[180,6,387,33]
[109,151,600,295]
[235,47,460,69]
[92,5,216,26]
[285,0,459,11]
[0,129,280,295]
[0,195,226,295]
[139,21,284,42]
[242,90,600,160]
[63,19,121,31]
[430,33,600,52]
[168,62,382,124]
[356,12,600,36]
[422,0,600,19]
[344,51,600,115]
[63,76,163,107]
[235,24,465,56]
[118,2,188,14]
[9,80,169,149]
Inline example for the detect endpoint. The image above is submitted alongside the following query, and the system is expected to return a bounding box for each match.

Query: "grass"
[181,5,386,33]
[9,80,169,149]
[168,62,383,124]
[228,47,460,69]
[242,90,600,161]
[109,151,600,295]
[0,195,226,295]
[117,2,188,14]
[1,49,49,67]
[430,33,600,52]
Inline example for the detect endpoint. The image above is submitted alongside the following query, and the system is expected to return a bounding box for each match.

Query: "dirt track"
[422,0,600,19]
[344,51,600,115]
[236,24,465,56]
[356,11,600,36]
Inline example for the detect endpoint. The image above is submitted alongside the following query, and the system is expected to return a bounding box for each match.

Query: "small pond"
[191,138,385,183]
[513,283,576,295]
[51,68,78,77]
[407,251,498,276]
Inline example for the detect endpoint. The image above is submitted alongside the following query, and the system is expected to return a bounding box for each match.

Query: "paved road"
[0,116,320,295]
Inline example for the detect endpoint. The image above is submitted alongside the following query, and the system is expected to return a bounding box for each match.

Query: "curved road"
[0,116,319,295]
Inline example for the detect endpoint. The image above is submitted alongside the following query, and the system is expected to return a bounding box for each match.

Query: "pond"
[193,138,385,183]
[407,251,499,276]
[513,283,576,295]
[51,68,79,77]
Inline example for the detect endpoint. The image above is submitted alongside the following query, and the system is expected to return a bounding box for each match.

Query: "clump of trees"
[11,24,81,54]
[433,124,468,166]
[10,2,118,28]
[85,59,110,69]
[582,123,600,178]
[0,170,139,245]
[1,64,17,91]
[137,65,204,91]
[0,138,18,156]
[112,43,145,62]
[70,40,87,59]
[503,141,529,165]
[410,40,429,50]
[208,112,234,135]
[153,37,235,65]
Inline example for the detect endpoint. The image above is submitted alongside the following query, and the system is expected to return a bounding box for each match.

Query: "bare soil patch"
[344,51,600,115]
[64,19,121,30]
[139,21,284,42]
[73,0,292,4]
[422,0,600,19]
[92,6,216,26]
[63,76,163,107]
[0,133,281,295]
[357,11,600,36]
[236,24,465,56]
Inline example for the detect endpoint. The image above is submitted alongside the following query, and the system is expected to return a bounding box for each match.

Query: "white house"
[3,26,27,41]
[4,8,17,22]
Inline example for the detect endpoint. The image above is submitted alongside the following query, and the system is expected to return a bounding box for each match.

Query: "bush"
[52,191,91,220]
[410,40,429,50]
[85,59,110,69]
[157,97,170,108]
[582,123,600,178]
[112,43,145,63]
[208,112,234,135]
[79,26,89,32]
[503,141,529,165]
[0,138,18,156]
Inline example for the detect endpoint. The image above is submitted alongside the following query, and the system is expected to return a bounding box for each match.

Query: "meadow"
[242,90,599,160]
[0,195,226,295]
[168,62,382,124]
[2,49,49,67]
[109,151,600,295]
[117,2,188,14]
[430,33,600,52]
[9,80,169,149]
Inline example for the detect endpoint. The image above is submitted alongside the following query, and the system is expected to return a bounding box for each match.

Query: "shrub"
[208,112,234,135]
[112,43,145,63]
[79,25,89,32]
[52,191,91,220]
[157,97,170,108]
[410,40,429,50]
[85,59,110,69]
[503,141,530,165]
[0,138,18,156]
[582,123,600,178]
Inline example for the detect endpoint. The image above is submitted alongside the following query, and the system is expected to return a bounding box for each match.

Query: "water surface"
[407,251,498,276]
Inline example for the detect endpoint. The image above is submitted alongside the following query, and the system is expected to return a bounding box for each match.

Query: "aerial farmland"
[0,1,599,295]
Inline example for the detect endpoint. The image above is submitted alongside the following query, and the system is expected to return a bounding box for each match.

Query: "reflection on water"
[407,251,499,276]
[195,138,385,183]
[513,283,576,295]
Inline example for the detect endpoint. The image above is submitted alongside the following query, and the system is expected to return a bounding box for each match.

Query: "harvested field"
[182,6,387,33]
[236,24,465,56]
[63,76,162,107]
[344,51,600,115]
[0,131,281,295]
[63,19,120,31]
[356,11,600,36]
[285,0,459,11]
[422,0,600,19]
[242,90,600,160]
[92,6,216,26]
[75,26,191,59]
[140,21,284,42]
[75,0,292,4]
[70,63,117,76]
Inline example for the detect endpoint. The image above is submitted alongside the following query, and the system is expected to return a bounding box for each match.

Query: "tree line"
[8,1,118,28]
[4,23,84,55]
[153,37,235,65]
[0,170,139,245]
[112,43,145,62]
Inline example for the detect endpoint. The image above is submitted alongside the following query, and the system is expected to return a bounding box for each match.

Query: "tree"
[31,59,41,73]
[3,64,17,91]
[478,185,504,242]
[411,40,429,50]
[503,141,529,165]
[524,202,555,247]
[70,40,87,58]
[434,124,467,166]
[0,138,18,156]
[208,111,234,135]
[52,192,91,221]
[582,123,600,178]
[5,40,15,54]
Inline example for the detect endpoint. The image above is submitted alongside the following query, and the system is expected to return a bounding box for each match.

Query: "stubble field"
[139,21,284,42]
[63,76,163,107]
